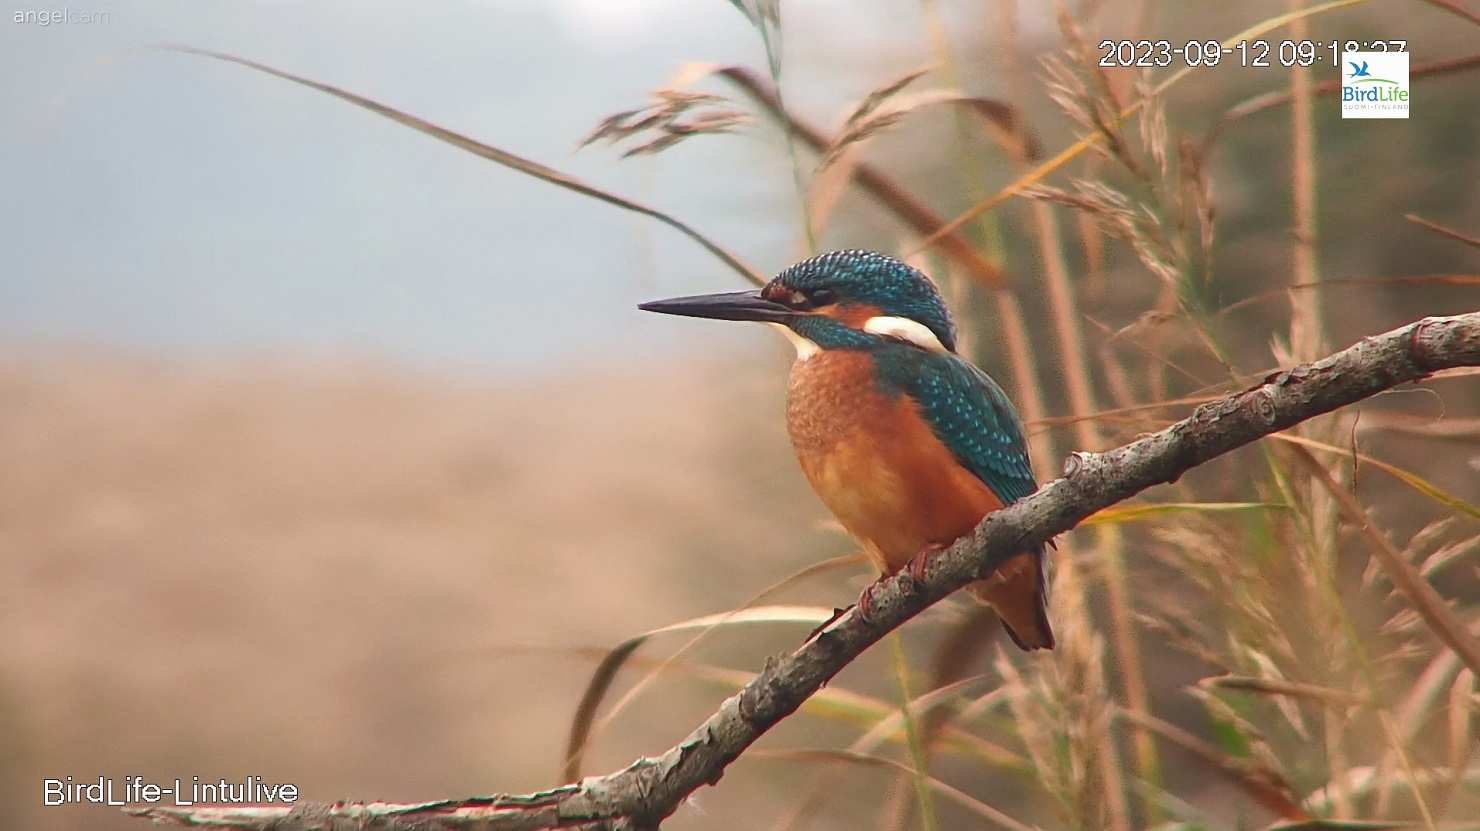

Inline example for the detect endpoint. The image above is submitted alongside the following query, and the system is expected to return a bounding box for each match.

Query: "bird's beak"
[638,289,796,323]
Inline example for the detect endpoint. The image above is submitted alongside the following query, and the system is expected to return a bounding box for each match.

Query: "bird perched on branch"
[640,250,1053,650]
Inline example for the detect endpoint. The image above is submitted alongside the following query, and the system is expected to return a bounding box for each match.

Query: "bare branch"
[129,311,1480,831]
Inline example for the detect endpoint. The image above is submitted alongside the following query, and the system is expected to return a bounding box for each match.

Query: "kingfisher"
[640,250,1053,651]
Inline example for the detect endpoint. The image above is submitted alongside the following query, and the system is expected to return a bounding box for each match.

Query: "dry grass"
[6,1,1480,830]
[578,1,1480,828]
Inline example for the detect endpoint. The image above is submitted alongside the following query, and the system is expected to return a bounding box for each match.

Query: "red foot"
[857,579,881,623]
[807,569,897,640]
[837,544,952,633]
[904,542,948,586]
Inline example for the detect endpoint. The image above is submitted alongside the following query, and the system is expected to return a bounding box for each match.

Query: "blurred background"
[1,1,1477,829]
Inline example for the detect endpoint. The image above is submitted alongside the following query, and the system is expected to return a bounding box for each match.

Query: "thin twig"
[1416,0,1480,28]
[1405,214,1480,250]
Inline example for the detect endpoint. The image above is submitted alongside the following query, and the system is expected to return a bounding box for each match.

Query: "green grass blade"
[537,645,1030,773]
[1082,502,1288,526]
[887,632,939,831]
[1273,434,1480,521]
[562,604,833,781]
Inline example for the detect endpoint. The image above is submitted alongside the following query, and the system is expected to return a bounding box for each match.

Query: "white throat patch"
[863,316,949,353]
[768,322,821,361]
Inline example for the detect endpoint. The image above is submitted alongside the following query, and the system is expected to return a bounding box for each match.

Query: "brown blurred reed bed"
[0,354,837,831]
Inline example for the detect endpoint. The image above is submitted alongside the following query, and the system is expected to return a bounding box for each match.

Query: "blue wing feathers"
[875,345,1037,504]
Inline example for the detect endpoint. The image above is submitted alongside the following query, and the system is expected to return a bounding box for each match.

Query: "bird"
[1348,60,1371,78]
[639,250,1053,651]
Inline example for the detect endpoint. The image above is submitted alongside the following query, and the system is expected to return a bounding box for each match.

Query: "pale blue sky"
[0,0,811,374]
[0,0,1062,374]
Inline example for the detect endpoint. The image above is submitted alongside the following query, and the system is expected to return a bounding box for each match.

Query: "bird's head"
[639,250,957,358]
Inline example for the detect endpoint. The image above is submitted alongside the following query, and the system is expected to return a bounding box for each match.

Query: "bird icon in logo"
[1348,60,1371,78]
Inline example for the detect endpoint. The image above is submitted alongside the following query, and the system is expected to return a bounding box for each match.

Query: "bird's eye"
[807,288,836,307]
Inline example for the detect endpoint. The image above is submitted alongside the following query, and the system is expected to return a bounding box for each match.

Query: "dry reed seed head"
[1137,610,1230,671]
[1404,517,1460,563]
[1152,522,1231,577]
[1262,489,1379,683]
[1038,41,1229,307]
[1125,217,1182,289]
[1045,555,1090,638]
[994,653,1064,795]
[1142,519,1323,684]
[819,83,976,174]
[1021,178,1188,291]
[1040,55,1098,136]
[1188,686,1293,786]
[997,643,1116,827]
[841,66,932,128]
[1053,48,1138,175]
[1110,309,1180,341]
[1378,640,1429,671]
[653,89,721,105]
[1052,0,1124,119]
[1051,569,1105,679]
[1020,180,1131,223]
[580,89,748,156]
[1066,634,1117,829]
[1019,184,1092,213]
[1405,520,1477,578]
[1135,71,1169,180]
[1364,520,1429,588]
[1238,602,1300,669]
[1206,677,1368,708]
[1077,178,1134,212]
[1379,608,1424,639]
[1139,578,1225,636]
[995,547,1118,827]
[1177,141,1218,274]
[819,111,909,173]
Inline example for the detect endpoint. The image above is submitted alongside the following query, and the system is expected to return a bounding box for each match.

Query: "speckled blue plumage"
[641,249,1051,647]
[873,343,1038,505]
[776,250,1036,507]
[776,251,957,352]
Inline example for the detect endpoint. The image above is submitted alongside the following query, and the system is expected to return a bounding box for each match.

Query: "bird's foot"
[805,573,894,641]
[904,542,948,587]
[853,545,949,627]
[856,574,890,624]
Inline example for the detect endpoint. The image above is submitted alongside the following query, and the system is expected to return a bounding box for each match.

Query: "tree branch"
[128,312,1480,831]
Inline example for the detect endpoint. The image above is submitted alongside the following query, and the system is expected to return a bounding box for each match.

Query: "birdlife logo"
[1341,51,1409,119]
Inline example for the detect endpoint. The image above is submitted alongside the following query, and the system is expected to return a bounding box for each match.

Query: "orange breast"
[785,351,1005,575]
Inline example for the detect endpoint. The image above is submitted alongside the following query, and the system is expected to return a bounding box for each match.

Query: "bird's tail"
[968,549,1055,651]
